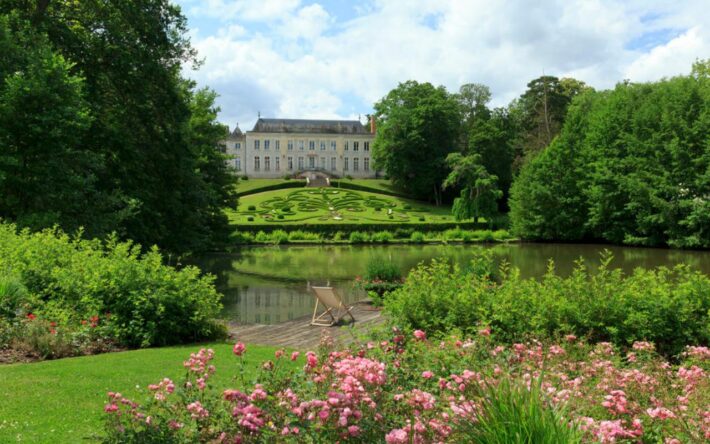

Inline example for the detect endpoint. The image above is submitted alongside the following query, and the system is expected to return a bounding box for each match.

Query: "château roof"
[228,124,244,139]
[250,118,371,135]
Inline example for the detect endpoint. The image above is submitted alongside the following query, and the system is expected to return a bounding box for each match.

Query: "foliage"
[364,257,402,282]
[236,180,306,197]
[0,2,235,253]
[372,81,461,204]
[103,334,710,443]
[443,153,502,222]
[384,253,710,357]
[510,63,710,247]
[460,379,583,444]
[0,223,223,351]
[410,231,425,243]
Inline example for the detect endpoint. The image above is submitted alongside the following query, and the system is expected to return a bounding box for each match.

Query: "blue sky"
[174,0,709,130]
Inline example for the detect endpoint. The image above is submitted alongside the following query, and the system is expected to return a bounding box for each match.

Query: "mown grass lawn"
[0,343,277,443]
[234,178,306,195]
[228,187,454,225]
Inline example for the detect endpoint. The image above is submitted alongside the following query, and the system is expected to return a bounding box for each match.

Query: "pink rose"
[233,342,246,356]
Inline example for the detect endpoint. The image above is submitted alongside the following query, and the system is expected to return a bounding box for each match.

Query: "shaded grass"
[0,343,276,443]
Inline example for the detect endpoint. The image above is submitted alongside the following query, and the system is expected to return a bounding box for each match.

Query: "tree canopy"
[510,61,710,248]
[0,2,236,252]
[372,81,460,205]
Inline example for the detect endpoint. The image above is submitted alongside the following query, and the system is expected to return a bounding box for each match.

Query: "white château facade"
[222,118,377,178]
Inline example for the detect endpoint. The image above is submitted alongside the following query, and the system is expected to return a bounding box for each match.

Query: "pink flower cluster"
[104,334,710,443]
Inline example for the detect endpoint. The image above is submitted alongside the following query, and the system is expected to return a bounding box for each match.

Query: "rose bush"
[103,329,709,443]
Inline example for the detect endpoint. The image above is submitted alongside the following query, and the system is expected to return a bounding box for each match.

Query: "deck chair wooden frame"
[310,286,356,326]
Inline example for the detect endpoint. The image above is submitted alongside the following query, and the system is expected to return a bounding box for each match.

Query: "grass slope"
[228,187,454,225]
[0,343,276,443]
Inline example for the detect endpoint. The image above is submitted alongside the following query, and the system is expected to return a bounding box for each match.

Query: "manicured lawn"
[0,343,277,443]
[334,178,406,195]
[235,178,305,195]
[227,187,454,225]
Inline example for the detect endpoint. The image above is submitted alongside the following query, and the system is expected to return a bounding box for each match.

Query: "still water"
[191,243,710,325]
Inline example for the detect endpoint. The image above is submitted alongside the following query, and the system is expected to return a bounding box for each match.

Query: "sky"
[174,0,709,131]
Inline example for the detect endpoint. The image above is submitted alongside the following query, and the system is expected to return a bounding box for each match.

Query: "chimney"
[370,115,376,134]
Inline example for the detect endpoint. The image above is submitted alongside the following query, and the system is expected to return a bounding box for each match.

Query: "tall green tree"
[511,75,592,162]
[0,14,101,232]
[1,1,235,252]
[442,152,502,223]
[372,81,460,205]
[510,62,709,248]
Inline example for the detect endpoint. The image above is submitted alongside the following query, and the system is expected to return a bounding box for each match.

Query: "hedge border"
[232,221,487,236]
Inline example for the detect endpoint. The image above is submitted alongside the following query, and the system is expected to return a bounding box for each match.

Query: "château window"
[320,141,326,151]
[344,157,349,171]
[264,140,270,150]
[353,141,359,151]
[320,157,325,169]
[364,158,369,171]
[287,140,294,151]
[264,156,271,171]
[330,157,336,170]
[364,141,369,151]
[275,140,280,150]
[236,142,241,150]
[275,157,280,171]
[235,157,241,171]
[330,141,336,151]
[298,140,304,151]
[288,157,293,170]
[309,141,315,150]
[298,157,304,169]
[254,156,260,171]
[353,158,359,171]
[309,157,315,168]
[254,140,260,150]
[344,141,349,151]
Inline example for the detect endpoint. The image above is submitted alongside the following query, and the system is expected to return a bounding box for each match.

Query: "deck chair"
[310,286,356,326]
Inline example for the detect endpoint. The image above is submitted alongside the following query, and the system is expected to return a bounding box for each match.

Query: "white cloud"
[178,0,710,129]
[624,26,707,82]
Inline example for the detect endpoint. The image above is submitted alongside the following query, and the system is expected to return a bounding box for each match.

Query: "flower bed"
[103,330,709,443]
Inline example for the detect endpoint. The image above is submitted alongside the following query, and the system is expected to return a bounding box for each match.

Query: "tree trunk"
[32,0,51,24]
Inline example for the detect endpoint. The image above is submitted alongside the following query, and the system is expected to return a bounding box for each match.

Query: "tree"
[0,1,234,252]
[467,108,514,210]
[372,81,460,205]
[455,83,492,138]
[0,14,102,232]
[513,75,592,160]
[442,153,502,223]
[510,62,710,247]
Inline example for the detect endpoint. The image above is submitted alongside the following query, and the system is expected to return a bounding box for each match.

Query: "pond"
[190,243,710,325]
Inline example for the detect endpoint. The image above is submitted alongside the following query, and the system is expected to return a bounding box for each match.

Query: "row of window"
[249,156,371,172]
[247,139,370,152]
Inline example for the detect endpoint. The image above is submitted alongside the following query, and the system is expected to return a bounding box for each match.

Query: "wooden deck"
[227,302,384,349]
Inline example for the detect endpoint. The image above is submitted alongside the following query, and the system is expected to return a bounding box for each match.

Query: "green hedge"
[0,223,223,348]
[235,180,306,197]
[233,221,485,236]
[330,180,411,198]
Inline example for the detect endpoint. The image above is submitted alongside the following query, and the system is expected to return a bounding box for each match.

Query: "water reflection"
[191,243,710,325]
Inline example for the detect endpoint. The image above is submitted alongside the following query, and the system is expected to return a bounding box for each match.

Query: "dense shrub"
[247,205,256,211]
[348,231,369,244]
[269,230,289,245]
[230,232,255,245]
[287,230,322,242]
[0,224,223,350]
[370,231,394,243]
[104,332,710,443]
[385,252,710,357]
[410,231,425,243]
[364,257,402,282]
